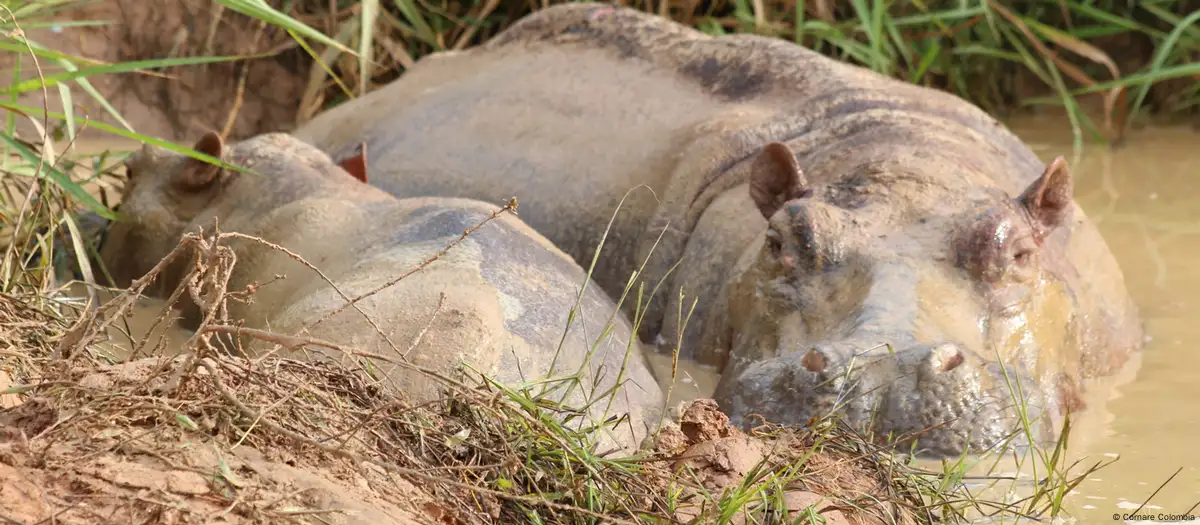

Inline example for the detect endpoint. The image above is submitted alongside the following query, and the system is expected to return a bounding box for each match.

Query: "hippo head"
[96,132,370,295]
[715,142,1080,457]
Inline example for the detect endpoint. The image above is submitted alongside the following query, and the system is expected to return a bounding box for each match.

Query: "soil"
[4,0,308,144]
[654,400,893,525]
[0,355,434,525]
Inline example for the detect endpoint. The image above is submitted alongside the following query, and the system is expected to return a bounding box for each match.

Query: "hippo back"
[294,2,1044,242]
[248,196,666,453]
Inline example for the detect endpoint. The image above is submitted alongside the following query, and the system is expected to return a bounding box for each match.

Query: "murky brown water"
[1010,118,1200,522]
[54,117,1198,522]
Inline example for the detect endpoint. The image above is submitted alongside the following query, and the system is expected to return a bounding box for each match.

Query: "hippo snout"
[714,340,1049,457]
[881,342,1049,456]
[27,209,112,283]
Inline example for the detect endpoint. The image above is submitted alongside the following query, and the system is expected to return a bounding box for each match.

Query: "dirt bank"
[0,272,931,524]
[5,0,307,143]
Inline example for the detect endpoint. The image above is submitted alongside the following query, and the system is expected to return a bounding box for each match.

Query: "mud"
[653,399,890,525]
[3,0,306,143]
[0,357,435,525]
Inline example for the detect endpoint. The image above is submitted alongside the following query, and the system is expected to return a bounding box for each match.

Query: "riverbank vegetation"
[248,0,1200,144]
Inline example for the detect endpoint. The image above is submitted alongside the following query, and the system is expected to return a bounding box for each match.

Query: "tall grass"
[0,0,266,297]
[211,0,1200,146]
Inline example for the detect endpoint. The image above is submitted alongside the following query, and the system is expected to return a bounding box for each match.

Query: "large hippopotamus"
[94,131,666,454]
[290,4,1143,456]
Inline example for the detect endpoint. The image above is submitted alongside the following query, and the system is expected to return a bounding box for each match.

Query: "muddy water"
[1008,118,1200,522]
[55,119,1198,522]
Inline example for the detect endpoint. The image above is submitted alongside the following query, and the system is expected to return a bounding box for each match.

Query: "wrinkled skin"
[96,132,665,455]
[291,4,1143,457]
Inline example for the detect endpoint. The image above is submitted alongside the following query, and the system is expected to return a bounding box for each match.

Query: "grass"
[0,0,1187,523]
[219,0,1200,145]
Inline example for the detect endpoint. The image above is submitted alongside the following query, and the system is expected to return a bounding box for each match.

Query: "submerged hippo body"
[96,132,665,454]
[293,4,1143,456]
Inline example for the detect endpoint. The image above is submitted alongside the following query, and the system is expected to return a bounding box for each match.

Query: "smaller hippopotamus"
[95,131,666,454]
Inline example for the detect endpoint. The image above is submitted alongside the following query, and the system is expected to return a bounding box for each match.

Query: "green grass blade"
[911,40,941,84]
[1141,4,1200,41]
[1058,61,1200,96]
[0,101,257,177]
[390,0,440,48]
[359,0,380,95]
[1128,8,1200,125]
[53,59,74,140]
[216,0,354,54]
[0,54,257,96]
[0,133,113,218]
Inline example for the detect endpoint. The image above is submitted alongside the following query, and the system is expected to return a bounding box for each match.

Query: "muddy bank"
[0,283,935,525]
[4,0,307,143]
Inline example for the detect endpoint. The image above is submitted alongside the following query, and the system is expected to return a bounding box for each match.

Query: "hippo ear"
[749,142,810,220]
[179,131,224,190]
[1017,156,1074,241]
[337,142,368,184]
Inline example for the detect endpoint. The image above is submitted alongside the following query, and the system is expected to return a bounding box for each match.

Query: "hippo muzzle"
[27,209,113,284]
[716,339,1050,457]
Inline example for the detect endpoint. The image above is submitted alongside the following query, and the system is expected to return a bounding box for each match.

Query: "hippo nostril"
[928,343,965,373]
[800,348,827,373]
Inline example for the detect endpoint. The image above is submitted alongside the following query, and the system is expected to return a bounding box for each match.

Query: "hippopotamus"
[289,4,1143,456]
[94,131,666,454]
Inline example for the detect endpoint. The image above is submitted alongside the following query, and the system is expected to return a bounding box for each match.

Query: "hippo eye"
[1005,248,1039,284]
[122,158,136,181]
[1007,232,1040,277]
